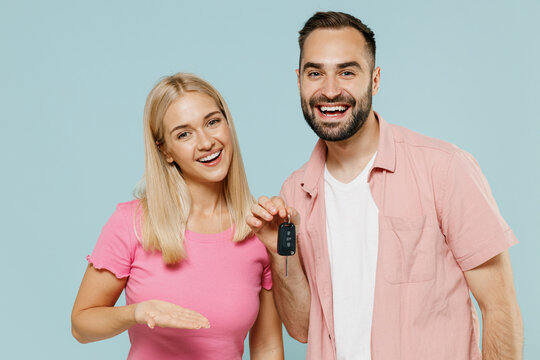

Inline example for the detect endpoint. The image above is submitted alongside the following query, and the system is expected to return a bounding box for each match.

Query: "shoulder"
[280,162,312,205]
[390,123,460,156]
[233,233,271,265]
[245,233,272,265]
[115,199,140,214]
[91,199,140,268]
[101,199,141,240]
[388,123,478,176]
[241,232,266,251]
[282,162,309,188]
[110,199,141,224]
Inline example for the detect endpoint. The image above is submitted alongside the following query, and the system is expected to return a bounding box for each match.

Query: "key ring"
[287,211,291,224]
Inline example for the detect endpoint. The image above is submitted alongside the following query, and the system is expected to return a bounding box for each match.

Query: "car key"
[277,212,296,276]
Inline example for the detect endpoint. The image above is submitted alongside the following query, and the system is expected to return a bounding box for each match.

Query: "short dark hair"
[298,11,376,69]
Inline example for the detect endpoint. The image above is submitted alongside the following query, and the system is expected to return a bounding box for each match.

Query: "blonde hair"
[135,73,255,264]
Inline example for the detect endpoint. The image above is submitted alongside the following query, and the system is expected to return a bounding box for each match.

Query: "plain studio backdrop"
[1,0,538,358]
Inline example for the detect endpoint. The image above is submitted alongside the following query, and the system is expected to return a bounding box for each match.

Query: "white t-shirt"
[324,154,379,360]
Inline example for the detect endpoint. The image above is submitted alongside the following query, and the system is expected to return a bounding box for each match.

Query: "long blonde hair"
[135,73,255,264]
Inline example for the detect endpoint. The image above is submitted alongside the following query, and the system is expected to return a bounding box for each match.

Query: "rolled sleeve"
[440,150,518,271]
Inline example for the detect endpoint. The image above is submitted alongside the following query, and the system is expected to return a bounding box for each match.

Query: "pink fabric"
[281,113,517,360]
[87,200,272,360]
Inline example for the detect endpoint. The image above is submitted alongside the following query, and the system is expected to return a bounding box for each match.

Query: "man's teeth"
[320,105,348,112]
[199,150,221,162]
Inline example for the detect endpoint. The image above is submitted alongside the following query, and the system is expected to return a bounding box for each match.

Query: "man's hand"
[247,196,301,253]
[246,195,310,343]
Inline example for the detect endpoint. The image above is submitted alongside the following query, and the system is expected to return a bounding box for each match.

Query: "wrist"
[268,250,286,262]
[125,303,140,326]
[268,251,300,269]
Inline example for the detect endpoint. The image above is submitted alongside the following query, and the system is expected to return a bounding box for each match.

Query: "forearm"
[481,306,523,359]
[71,304,137,344]
[269,253,310,343]
[250,348,284,360]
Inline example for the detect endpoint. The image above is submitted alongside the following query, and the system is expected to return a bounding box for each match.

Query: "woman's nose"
[197,130,215,150]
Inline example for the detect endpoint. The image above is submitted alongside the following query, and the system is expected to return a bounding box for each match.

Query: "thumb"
[287,206,301,226]
[146,313,156,329]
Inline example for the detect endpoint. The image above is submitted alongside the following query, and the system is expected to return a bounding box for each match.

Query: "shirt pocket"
[379,214,437,284]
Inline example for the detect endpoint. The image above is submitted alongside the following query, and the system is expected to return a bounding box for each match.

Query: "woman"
[71,73,284,359]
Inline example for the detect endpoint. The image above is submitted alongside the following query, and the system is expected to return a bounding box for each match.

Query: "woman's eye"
[208,119,221,127]
[177,132,190,139]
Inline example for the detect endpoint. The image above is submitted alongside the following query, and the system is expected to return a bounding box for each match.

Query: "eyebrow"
[169,110,223,134]
[302,61,363,73]
[337,61,362,70]
[302,62,322,72]
[203,110,222,120]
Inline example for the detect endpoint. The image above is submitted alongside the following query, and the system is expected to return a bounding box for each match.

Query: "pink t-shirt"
[87,200,272,360]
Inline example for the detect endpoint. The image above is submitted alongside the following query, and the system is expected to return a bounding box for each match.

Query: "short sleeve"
[262,260,272,290]
[87,203,135,279]
[440,150,518,271]
[257,232,273,290]
[260,236,273,290]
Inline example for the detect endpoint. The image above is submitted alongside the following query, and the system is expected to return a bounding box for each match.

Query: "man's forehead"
[301,27,369,66]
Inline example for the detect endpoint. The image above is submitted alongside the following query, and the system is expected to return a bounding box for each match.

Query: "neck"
[325,110,380,183]
[184,178,231,234]
[185,178,225,217]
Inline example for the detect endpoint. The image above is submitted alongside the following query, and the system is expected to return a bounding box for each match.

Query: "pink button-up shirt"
[280,114,517,360]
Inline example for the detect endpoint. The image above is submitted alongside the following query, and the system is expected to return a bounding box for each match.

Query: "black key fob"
[277,221,296,256]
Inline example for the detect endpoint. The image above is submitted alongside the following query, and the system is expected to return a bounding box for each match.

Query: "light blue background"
[1,0,538,358]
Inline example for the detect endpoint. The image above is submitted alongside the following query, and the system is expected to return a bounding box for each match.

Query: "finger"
[178,308,210,324]
[258,196,278,215]
[166,312,210,329]
[149,312,198,329]
[145,313,156,329]
[287,206,301,225]
[169,317,209,329]
[251,203,273,222]
[171,307,210,326]
[246,215,263,231]
[178,314,210,329]
[270,196,288,218]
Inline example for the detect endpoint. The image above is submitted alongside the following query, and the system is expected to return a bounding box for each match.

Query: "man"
[247,11,523,360]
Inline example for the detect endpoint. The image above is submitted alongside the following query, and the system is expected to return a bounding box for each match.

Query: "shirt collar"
[371,112,396,174]
[300,112,396,196]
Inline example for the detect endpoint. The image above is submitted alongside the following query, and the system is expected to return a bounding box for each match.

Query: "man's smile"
[315,103,351,120]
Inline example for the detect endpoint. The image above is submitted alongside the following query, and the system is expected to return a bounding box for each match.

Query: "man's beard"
[301,82,372,142]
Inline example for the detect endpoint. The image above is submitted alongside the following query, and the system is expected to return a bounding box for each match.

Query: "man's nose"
[321,76,341,99]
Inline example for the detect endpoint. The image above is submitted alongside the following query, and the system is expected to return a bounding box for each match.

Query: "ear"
[163,149,174,164]
[165,154,174,164]
[372,66,381,96]
[296,68,301,91]
[157,141,174,164]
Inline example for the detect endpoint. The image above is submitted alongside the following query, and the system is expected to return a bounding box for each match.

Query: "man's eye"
[342,71,354,77]
[308,72,321,78]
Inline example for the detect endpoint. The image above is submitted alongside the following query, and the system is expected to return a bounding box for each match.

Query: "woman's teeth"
[198,150,221,163]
